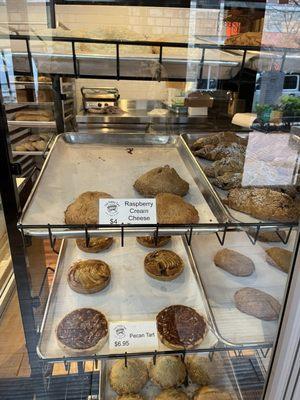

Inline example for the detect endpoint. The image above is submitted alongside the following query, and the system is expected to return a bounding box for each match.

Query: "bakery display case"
[1,1,300,400]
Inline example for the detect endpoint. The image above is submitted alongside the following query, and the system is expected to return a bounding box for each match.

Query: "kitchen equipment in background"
[81,87,120,112]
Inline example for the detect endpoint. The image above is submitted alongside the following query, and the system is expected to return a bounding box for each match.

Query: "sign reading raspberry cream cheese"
[99,199,157,225]
[109,321,158,352]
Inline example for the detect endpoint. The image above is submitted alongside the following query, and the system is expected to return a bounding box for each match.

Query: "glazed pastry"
[76,237,113,253]
[248,229,287,243]
[136,236,171,248]
[155,389,188,400]
[149,356,186,388]
[234,288,281,321]
[210,172,242,190]
[67,259,111,294]
[193,386,234,400]
[144,250,184,281]
[225,188,300,222]
[214,248,255,277]
[265,247,292,273]
[109,359,148,395]
[190,131,247,151]
[56,308,108,352]
[65,191,112,224]
[115,396,144,400]
[204,156,244,178]
[156,193,199,224]
[134,165,189,197]
[156,305,207,349]
[193,143,246,161]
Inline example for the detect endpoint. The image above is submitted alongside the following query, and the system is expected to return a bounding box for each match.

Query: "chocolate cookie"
[214,248,255,277]
[155,389,188,400]
[144,250,184,281]
[156,193,199,224]
[76,237,113,253]
[193,386,234,400]
[109,359,148,395]
[234,288,281,321]
[265,247,292,273]
[149,356,186,389]
[136,236,171,248]
[67,259,111,294]
[56,308,108,352]
[156,305,207,349]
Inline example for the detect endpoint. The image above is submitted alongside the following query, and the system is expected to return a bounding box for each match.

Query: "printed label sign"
[99,199,157,225]
[109,321,158,352]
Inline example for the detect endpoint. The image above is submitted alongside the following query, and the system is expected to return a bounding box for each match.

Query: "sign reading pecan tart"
[67,259,111,294]
[156,305,208,349]
[144,250,184,281]
[136,236,171,248]
[56,308,108,353]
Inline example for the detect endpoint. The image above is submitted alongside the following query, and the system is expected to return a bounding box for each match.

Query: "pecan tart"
[136,236,171,248]
[144,250,184,281]
[76,237,113,253]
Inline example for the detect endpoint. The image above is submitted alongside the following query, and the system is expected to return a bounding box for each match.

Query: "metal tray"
[37,236,218,362]
[19,132,229,238]
[7,120,56,128]
[190,231,295,347]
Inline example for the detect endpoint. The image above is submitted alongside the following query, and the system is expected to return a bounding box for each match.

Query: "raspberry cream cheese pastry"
[76,237,113,253]
[136,236,171,248]
[144,250,184,281]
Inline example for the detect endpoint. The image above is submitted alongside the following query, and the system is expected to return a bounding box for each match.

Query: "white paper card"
[109,321,158,352]
[99,198,157,225]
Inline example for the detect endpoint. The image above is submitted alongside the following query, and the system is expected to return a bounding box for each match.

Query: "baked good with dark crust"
[265,247,292,274]
[234,288,281,320]
[156,305,208,349]
[193,386,234,400]
[65,191,112,224]
[214,248,255,277]
[248,229,286,243]
[109,359,148,395]
[136,236,171,248]
[56,308,108,353]
[225,188,300,222]
[67,259,111,294]
[190,131,247,152]
[149,356,186,388]
[210,172,242,190]
[193,143,246,161]
[204,156,244,178]
[134,165,189,197]
[144,250,184,281]
[155,389,188,400]
[156,193,199,224]
[76,237,113,253]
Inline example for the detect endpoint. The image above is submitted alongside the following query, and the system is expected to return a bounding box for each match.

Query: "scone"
[265,247,292,273]
[214,248,255,277]
[134,165,189,197]
[109,359,148,395]
[190,131,247,151]
[193,143,245,161]
[136,236,171,248]
[65,191,112,224]
[210,172,242,190]
[155,389,188,400]
[248,229,286,243]
[193,386,234,400]
[149,356,186,388]
[56,308,108,353]
[144,250,184,281]
[76,237,113,253]
[156,305,207,349]
[116,396,145,400]
[234,287,281,321]
[186,354,223,386]
[67,259,111,294]
[156,193,199,224]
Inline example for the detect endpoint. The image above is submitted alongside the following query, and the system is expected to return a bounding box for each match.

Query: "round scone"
[115,396,145,400]
[136,236,171,248]
[56,308,108,353]
[67,259,111,294]
[149,356,186,389]
[155,389,188,400]
[65,191,112,224]
[109,359,148,395]
[214,248,255,277]
[144,250,184,281]
[156,193,199,224]
[76,237,113,253]
[186,353,223,385]
[156,305,208,349]
[193,386,234,400]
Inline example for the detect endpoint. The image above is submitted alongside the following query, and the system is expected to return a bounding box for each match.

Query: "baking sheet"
[38,236,218,361]
[20,133,228,237]
[7,120,56,128]
[100,352,240,399]
[190,231,296,345]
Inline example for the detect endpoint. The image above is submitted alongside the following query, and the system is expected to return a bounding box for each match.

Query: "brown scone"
[248,229,286,243]
[67,259,111,294]
[210,172,242,190]
[190,131,247,151]
[149,356,186,389]
[204,156,244,178]
[156,193,199,224]
[134,165,189,197]
[76,237,113,253]
[225,188,300,222]
[156,305,208,349]
[109,359,148,395]
[193,143,246,161]
[56,308,108,353]
[186,355,223,386]
[65,191,112,224]
[193,386,234,400]
[155,389,189,400]
[144,250,184,281]
[136,236,171,248]
[116,396,145,400]
[265,247,292,274]
[234,288,281,321]
[214,248,255,277]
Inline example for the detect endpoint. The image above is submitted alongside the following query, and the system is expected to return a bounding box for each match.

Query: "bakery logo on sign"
[104,200,120,216]
[114,324,127,339]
